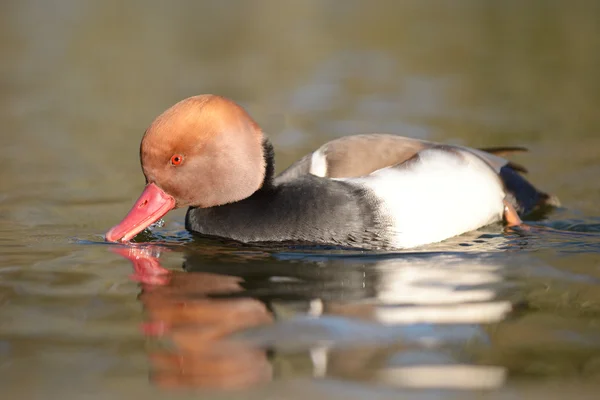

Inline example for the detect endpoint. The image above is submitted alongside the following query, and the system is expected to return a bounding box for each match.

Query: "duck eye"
[170,154,184,166]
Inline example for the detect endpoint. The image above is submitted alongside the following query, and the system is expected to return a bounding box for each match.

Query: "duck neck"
[260,137,276,189]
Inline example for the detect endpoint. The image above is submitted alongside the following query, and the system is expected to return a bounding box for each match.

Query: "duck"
[105,95,556,249]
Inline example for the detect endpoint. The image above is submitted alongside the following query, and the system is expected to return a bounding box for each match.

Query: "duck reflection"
[113,244,515,391]
[113,246,274,389]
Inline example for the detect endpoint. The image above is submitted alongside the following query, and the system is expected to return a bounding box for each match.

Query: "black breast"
[185,175,391,249]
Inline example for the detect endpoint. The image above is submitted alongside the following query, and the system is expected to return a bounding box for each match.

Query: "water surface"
[1,1,600,399]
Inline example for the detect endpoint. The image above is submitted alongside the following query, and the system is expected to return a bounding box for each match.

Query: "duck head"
[105,95,267,242]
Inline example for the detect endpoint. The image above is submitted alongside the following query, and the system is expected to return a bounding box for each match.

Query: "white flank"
[309,147,328,177]
[339,148,505,248]
[376,365,506,389]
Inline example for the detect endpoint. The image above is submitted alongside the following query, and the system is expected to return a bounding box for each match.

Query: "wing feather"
[276,134,531,182]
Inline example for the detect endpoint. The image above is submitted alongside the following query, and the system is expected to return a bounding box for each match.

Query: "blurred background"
[1,1,599,399]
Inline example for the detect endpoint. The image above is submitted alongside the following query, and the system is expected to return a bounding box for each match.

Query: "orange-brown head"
[105,95,267,242]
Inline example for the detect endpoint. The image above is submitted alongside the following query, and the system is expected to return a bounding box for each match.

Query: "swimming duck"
[105,95,555,249]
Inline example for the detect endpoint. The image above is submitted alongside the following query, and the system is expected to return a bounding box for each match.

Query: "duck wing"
[276,134,514,182]
[275,134,556,216]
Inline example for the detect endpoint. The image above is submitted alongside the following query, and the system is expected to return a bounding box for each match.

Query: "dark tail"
[499,166,559,218]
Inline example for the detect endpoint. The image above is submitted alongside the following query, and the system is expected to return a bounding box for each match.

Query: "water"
[1,1,600,398]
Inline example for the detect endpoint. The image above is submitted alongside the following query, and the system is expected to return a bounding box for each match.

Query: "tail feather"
[478,146,528,156]
[479,146,529,173]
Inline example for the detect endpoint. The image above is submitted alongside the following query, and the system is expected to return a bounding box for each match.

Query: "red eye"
[170,154,183,166]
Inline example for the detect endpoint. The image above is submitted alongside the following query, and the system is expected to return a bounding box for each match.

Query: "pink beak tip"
[104,183,176,243]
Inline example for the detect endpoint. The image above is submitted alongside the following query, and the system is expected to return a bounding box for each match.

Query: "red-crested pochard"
[105,95,556,249]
